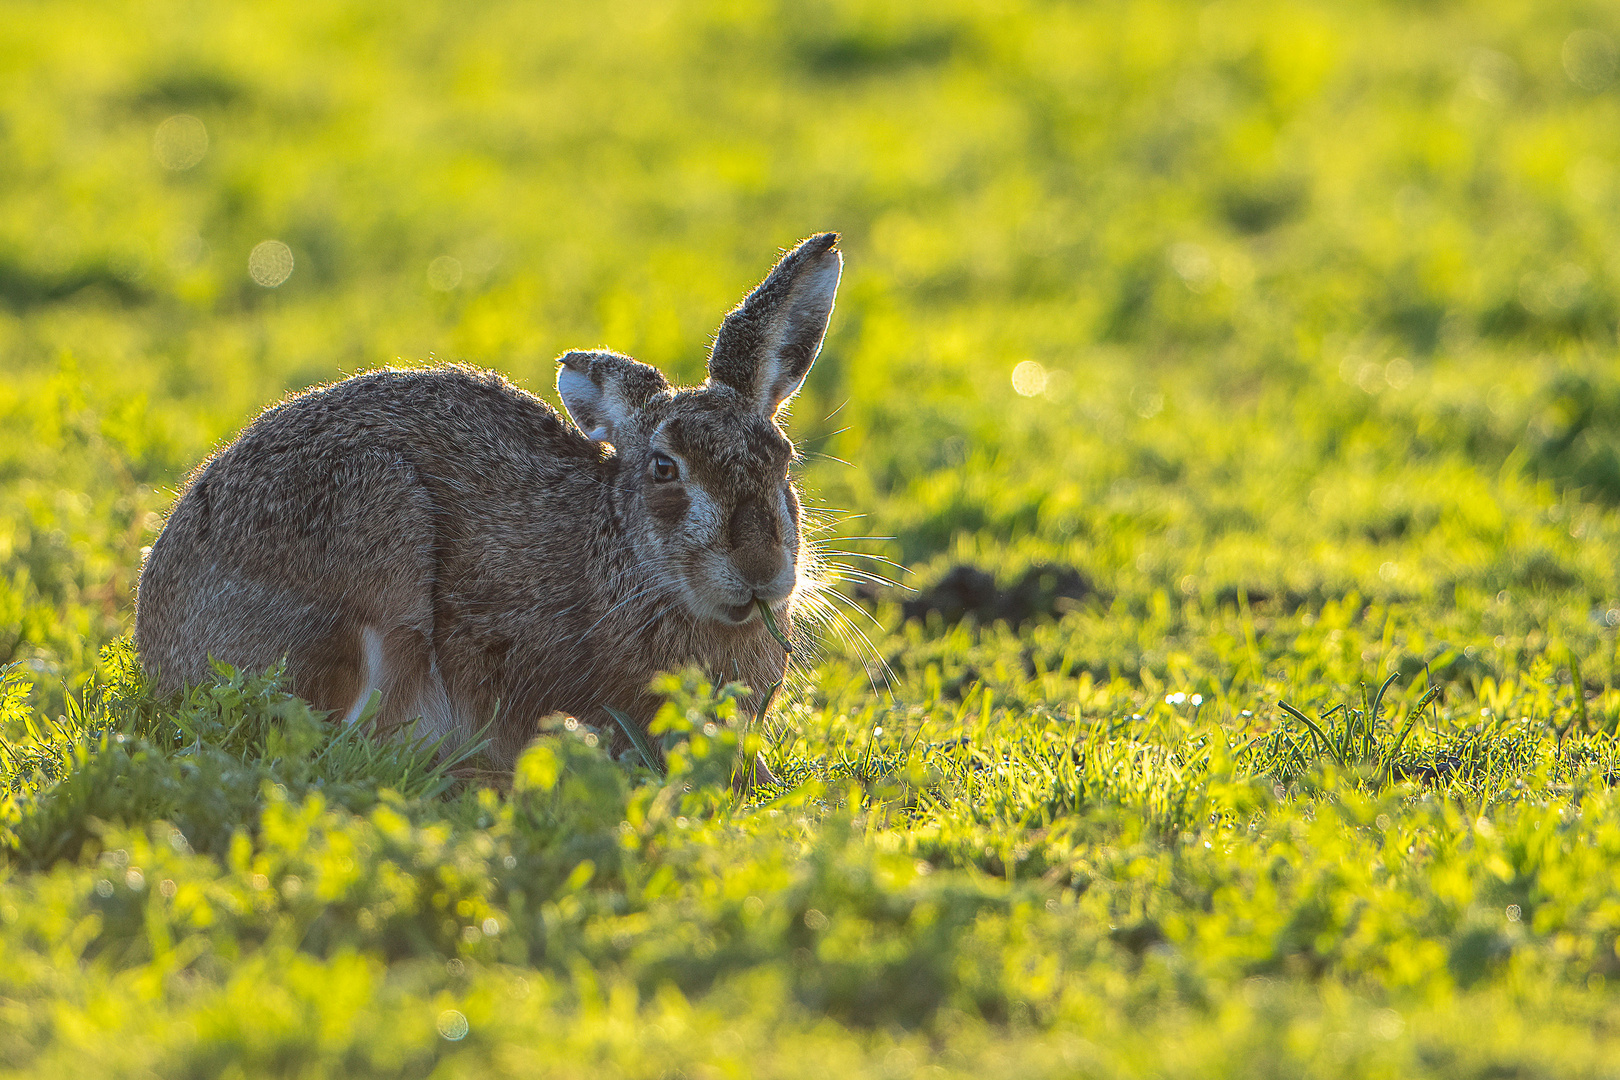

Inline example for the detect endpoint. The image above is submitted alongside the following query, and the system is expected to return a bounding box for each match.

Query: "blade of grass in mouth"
[757,599,793,656]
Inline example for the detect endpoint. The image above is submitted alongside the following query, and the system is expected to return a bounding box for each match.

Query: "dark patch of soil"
[902,563,1103,628]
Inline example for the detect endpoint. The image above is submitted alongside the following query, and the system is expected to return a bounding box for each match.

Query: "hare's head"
[556,233,842,626]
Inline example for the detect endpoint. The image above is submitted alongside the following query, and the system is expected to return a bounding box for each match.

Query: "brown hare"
[135,232,843,776]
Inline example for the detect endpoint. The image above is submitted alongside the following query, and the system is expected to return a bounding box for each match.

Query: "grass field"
[6,0,1620,1074]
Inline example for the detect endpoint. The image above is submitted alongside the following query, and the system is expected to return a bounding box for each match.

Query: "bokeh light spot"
[1564,30,1618,91]
[248,241,294,287]
[1011,360,1047,397]
[153,115,209,171]
[1384,357,1413,390]
[1131,386,1164,418]
[1168,242,1214,291]
[1465,49,1517,104]
[428,255,464,291]
[169,232,209,270]
[437,1009,469,1041]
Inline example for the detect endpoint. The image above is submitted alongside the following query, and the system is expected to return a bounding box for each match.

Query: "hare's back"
[162,366,592,557]
[135,366,594,693]
[238,365,590,470]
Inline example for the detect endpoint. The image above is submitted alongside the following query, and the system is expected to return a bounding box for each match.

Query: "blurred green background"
[5,0,1620,703]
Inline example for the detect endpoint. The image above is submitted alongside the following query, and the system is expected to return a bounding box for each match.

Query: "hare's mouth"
[717,599,758,625]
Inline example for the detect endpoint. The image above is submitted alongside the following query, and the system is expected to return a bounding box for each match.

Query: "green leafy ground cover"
[6,0,1620,1074]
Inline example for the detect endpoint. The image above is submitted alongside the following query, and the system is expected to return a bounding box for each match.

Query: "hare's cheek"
[681,486,727,543]
[645,485,689,531]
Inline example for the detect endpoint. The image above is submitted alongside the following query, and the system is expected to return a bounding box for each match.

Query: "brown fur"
[134,234,844,774]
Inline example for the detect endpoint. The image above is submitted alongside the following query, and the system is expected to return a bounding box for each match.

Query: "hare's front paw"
[733,751,778,793]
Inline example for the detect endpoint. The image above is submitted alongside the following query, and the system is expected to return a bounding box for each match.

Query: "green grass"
[6,0,1620,1074]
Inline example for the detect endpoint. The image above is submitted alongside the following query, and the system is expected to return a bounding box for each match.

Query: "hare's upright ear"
[556,350,670,443]
[707,232,842,418]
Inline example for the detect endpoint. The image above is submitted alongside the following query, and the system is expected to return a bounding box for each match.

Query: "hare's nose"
[729,497,783,586]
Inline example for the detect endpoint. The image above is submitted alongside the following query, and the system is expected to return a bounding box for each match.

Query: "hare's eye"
[650,452,680,483]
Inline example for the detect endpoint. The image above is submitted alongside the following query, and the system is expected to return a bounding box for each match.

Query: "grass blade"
[757,599,794,656]
[1369,671,1401,727]
[1571,650,1590,735]
[1278,699,1344,768]
[1382,683,1440,782]
[605,705,664,777]
[754,678,782,725]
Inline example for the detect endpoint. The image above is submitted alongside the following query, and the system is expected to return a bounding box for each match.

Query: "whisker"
[817,549,911,572]
[802,450,856,468]
[799,512,865,536]
[797,424,852,450]
[821,585,889,632]
[818,567,906,592]
[817,598,898,699]
[817,560,907,585]
[795,592,859,669]
[798,585,896,694]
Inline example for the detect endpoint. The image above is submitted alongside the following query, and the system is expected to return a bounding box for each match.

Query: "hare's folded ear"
[556,350,670,443]
[708,232,842,418]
